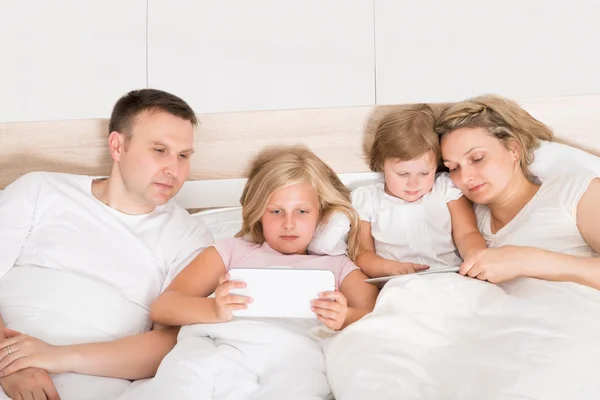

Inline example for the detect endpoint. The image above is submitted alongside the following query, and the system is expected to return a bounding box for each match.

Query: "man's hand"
[0,329,71,376]
[0,367,60,400]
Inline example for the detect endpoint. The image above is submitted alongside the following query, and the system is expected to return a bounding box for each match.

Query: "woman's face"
[440,127,520,205]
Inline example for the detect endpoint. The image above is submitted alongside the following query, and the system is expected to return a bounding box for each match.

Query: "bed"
[1,93,600,400]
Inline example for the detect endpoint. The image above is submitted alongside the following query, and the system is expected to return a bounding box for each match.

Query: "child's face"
[260,183,320,255]
[383,151,437,202]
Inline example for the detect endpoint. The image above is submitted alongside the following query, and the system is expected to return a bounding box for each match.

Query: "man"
[0,89,213,399]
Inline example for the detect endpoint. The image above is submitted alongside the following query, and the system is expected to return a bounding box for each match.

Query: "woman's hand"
[213,273,253,322]
[0,328,71,377]
[459,245,539,283]
[311,291,348,331]
[384,260,429,276]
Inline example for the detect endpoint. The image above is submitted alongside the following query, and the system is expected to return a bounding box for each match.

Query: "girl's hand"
[385,261,429,276]
[311,291,348,331]
[0,328,70,377]
[213,273,253,322]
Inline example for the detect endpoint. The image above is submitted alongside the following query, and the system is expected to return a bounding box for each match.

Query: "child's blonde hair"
[236,145,362,261]
[368,104,439,172]
[436,94,554,181]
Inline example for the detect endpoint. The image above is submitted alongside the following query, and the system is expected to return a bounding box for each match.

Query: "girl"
[123,145,378,400]
[354,104,487,277]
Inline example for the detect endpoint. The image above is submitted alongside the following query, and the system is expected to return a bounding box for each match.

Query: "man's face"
[113,110,195,209]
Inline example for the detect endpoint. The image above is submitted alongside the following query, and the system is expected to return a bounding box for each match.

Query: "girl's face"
[383,151,438,202]
[440,127,520,205]
[260,183,320,255]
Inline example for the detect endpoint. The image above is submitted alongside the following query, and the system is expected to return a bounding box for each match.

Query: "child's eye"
[396,173,409,177]
[419,172,430,176]
[298,209,309,214]
[271,209,281,215]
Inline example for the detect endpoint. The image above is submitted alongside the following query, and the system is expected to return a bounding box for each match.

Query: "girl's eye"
[271,210,281,215]
[298,209,308,214]
[397,173,409,177]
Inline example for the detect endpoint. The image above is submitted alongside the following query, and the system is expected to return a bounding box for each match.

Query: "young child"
[123,145,378,400]
[354,104,487,278]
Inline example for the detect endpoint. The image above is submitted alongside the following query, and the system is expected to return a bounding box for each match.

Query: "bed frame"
[1,93,599,209]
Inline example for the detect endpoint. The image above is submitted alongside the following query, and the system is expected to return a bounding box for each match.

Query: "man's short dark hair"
[108,89,198,138]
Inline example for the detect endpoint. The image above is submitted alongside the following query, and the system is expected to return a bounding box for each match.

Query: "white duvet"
[323,273,600,400]
[118,318,333,400]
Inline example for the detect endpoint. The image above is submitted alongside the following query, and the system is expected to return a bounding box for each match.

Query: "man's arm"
[63,327,179,380]
[0,326,179,380]
[0,173,38,279]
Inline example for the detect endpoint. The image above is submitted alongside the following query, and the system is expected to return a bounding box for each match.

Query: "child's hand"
[213,273,252,322]
[385,261,429,276]
[311,291,348,331]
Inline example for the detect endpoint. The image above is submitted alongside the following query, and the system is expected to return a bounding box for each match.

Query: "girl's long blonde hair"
[436,94,554,181]
[236,145,362,261]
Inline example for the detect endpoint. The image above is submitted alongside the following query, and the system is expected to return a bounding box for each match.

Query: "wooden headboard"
[1,93,599,191]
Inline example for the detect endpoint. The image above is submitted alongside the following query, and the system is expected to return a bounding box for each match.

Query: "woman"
[324,95,600,400]
[436,95,600,289]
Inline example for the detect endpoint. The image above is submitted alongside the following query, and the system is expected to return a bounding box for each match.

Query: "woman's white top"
[476,170,598,258]
[352,173,464,270]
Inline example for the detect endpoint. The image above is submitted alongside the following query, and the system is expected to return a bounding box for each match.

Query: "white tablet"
[228,267,336,318]
[365,266,460,288]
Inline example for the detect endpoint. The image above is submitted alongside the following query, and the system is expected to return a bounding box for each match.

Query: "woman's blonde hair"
[436,94,554,181]
[368,104,439,172]
[236,145,362,261]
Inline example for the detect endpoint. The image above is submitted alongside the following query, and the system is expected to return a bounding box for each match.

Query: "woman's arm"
[338,269,379,328]
[150,247,229,326]
[355,221,428,277]
[524,178,600,289]
[448,196,487,259]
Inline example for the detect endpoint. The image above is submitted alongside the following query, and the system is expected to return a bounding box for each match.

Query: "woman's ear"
[506,139,521,163]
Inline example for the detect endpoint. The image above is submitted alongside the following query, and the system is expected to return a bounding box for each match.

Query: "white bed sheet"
[323,272,600,400]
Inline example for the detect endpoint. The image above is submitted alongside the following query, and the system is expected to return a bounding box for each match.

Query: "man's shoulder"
[160,200,213,236]
[4,171,90,196]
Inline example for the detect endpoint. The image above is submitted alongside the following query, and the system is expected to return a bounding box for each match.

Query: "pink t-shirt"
[212,237,359,288]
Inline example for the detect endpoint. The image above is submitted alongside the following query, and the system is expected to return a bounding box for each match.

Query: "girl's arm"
[448,196,487,259]
[150,247,244,326]
[355,221,428,277]
[523,178,600,289]
[338,269,379,328]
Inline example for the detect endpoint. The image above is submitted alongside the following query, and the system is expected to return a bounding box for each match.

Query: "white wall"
[0,0,146,123]
[375,0,600,104]
[148,0,375,114]
[1,1,599,122]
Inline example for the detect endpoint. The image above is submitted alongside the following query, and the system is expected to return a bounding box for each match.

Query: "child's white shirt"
[352,172,463,270]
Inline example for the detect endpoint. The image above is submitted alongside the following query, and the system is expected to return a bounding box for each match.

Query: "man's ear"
[108,131,125,161]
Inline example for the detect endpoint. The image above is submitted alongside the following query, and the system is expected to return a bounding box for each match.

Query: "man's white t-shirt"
[0,172,213,399]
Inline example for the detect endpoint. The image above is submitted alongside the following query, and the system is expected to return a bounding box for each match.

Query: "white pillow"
[192,207,243,242]
[191,206,350,256]
[530,140,600,180]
